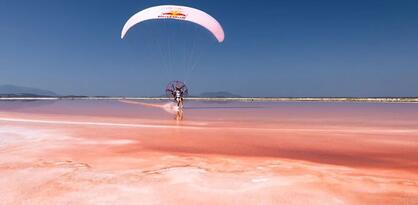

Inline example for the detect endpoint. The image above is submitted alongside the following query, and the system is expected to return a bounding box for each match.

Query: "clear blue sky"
[1,0,417,97]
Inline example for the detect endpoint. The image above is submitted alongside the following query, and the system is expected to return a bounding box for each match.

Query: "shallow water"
[0,100,417,204]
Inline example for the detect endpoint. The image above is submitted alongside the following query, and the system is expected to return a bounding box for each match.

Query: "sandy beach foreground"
[0,100,417,205]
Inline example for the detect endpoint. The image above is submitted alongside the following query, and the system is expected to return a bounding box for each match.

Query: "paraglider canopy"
[121,5,225,42]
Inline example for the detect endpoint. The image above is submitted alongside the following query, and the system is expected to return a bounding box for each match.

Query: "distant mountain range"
[0,85,243,98]
[0,85,57,97]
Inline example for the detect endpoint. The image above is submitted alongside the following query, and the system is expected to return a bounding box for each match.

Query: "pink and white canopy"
[121,5,224,42]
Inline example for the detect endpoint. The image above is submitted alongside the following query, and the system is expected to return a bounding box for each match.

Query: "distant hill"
[199,91,241,98]
[0,85,57,97]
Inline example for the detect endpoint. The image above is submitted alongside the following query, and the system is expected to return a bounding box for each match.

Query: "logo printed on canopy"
[158,8,187,19]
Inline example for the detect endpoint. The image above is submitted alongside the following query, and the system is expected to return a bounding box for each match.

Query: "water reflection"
[0,100,56,111]
[175,109,184,121]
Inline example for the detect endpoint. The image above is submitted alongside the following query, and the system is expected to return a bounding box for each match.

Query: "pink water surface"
[0,100,417,204]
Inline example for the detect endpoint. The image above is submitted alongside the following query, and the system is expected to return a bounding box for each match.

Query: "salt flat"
[0,100,417,205]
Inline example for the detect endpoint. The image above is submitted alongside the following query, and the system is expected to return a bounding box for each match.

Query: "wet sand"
[0,100,417,204]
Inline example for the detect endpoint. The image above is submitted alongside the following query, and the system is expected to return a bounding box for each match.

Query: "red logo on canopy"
[159,10,187,19]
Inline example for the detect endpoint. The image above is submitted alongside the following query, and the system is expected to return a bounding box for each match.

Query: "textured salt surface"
[0,100,417,204]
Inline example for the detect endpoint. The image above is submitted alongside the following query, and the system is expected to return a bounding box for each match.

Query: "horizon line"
[0,97,417,103]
